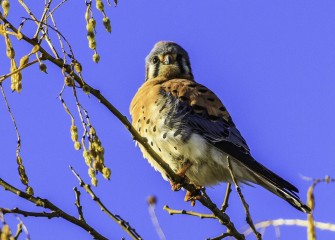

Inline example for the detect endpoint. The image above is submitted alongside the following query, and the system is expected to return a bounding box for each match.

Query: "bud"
[2,0,10,17]
[93,53,100,63]
[39,63,47,73]
[2,224,11,236]
[16,71,22,81]
[88,38,96,50]
[82,85,90,94]
[89,127,96,135]
[86,22,94,34]
[102,167,111,180]
[96,0,104,12]
[89,18,96,28]
[31,44,40,54]
[16,81,22,92]
[11,82,16,92]
[83,150,92,165]
[19,55,29,67]
[71,124,78,133]
[147,195,157,206]
[74,141,81,150]
[17,155,23,164]
[26,186,34,195]
[71,132,78,142]
[103,17,111,33]
[91,177,98,186]
[64,76,74,86]
[16,32,23,40]
[6,46,15,59]
[93,160,102,171]
[74,62,82,73]
[88,168,95,178]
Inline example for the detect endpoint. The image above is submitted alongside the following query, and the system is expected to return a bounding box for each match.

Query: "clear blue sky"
[1,1,335,239]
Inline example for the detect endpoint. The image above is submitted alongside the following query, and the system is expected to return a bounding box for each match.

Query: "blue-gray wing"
[159,79,300,196]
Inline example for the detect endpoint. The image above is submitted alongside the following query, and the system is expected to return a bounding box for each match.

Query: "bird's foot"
[176,160,193,176]
[169,161,193,191]
[184,186,203,207]
[169,174,190,191]
[170,180,182,191]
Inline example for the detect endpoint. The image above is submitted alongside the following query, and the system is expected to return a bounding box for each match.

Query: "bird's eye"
[152,56,159,64]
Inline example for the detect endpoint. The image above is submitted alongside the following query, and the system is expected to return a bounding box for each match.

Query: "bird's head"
[145,41,194,81]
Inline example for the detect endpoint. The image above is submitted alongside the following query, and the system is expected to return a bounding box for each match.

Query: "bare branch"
[244,219,335,236]
[0,208,58,219]
[206,232,234,240]
[163,205,216,219]
[220,182,231,212]
[0,59,39,84]
[227,156,261,240]
[70,166,143,240]
[73,187,85,222]
[0,177,108,240]
[147,196,166,240]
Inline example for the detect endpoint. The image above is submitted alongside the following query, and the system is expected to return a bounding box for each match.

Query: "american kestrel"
[130,41,310,213]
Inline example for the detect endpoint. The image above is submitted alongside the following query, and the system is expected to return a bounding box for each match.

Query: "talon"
[170,180,182,191]
[176,160,192,176]
[184,188,202,206]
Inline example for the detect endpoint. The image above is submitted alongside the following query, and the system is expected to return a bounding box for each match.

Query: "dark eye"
[176,54,183,61]
[152,56,159,64]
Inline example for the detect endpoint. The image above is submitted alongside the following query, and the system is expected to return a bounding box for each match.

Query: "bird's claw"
[184,187,203,207]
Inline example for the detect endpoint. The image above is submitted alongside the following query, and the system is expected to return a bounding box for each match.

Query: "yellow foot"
[184,188,202,207]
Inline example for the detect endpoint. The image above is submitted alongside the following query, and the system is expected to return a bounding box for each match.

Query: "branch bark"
[0,178,108,240]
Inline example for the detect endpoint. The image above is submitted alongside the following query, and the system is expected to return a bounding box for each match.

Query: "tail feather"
[252,173,311,213]
[238,155,311,213]
[212,140,311,213]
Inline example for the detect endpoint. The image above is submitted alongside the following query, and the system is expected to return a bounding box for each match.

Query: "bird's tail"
[252,171,311,213]
[239,156,311,213]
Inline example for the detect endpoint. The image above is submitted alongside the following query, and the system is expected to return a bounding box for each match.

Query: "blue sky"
[1,1,335,239]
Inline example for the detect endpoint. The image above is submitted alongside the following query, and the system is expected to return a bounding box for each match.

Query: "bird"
[130,41,310,213]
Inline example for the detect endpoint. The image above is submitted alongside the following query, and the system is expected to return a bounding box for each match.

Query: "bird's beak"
[163,54,173,65]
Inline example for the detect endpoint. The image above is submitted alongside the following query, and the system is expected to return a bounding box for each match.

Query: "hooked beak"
[163,54,173,65]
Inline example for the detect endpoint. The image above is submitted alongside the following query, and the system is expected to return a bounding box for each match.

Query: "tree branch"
[0,177,108,240]
[244,219,335,236]
[70,166,143,240]
[163,205,216,219]
[227,156,261,239]
[0,208,58,219]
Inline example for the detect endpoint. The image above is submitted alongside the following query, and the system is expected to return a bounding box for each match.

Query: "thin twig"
[221,182,231,212]
[206,232,234,240]
[244,219,335,236]
[163,205,216,219]
[0,85,21,158]
[70,166,143,240]
[0,178,108,240]
[148,199,166,240]
[33,0,52,39]
[226,156,261,240]
[305,175,334,240]
[49,11,66,62]
[73,187,85,222]
[0,60,39,83]
[48,0,68,17]
[0,208,58,219]
[14,223,23,240]
[14,215,30,240]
